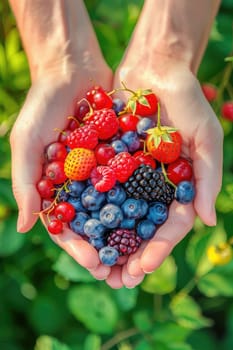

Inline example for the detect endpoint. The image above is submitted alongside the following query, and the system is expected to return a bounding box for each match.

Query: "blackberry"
[124,165,175,205]
[107,229,142,256]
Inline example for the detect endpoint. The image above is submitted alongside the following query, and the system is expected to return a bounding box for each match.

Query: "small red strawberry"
[85,108,119,140]
[121,83,158,116]
[64,148,97,181]
[86,85,113,110]
[146,104,182,163]
[108,152,138,183]
[67,124,99,150]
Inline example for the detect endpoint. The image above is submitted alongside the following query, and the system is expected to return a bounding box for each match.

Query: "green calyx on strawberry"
[117,82,158,116]
[146,103,182,164]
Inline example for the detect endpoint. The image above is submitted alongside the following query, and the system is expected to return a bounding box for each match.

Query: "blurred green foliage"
[0,0,233,349]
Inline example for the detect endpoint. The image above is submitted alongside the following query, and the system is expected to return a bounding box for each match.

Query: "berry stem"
[161,162,176,189]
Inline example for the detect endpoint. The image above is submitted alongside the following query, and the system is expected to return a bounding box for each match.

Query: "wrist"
[126,0,220,74]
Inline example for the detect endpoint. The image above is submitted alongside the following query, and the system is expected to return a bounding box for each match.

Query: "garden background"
[0,1,233,349]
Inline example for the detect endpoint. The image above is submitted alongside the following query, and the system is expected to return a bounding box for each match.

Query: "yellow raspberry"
[64,148,96,181]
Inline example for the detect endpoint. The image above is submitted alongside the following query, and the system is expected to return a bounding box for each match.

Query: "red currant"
[167,158,193,185]
[48,219,63,234]
[45,161,67,184]
[86,85,113,110]
[74,101,90,122]
[118,114,140,132]
[37,178,55,199]
[133,150,156,169]
[54,202,76,222]
[201,83,218,102]
[95,143,116,165]
[45,142,67,162]
[221,101,233,121]
[58,129,72,146]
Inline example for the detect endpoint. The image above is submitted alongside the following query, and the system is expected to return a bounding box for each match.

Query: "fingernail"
[143,269,154,274]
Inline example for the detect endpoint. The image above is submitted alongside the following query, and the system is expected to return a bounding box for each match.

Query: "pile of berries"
[37,84,195,266]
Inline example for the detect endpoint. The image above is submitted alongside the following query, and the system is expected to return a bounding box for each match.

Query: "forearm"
[9,0,103,81]
[126,0,220,74]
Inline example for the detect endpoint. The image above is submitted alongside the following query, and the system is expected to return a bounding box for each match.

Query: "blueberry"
[100,203,123,228]
[112,98,125,115]
[175,181,195,204]
[136,219,156,240]
[99,246,119,266]
[138,199,149,218]
[56,188,69,202]
[147,202,168,225]
[121,198,142,219]
[70,211,90,236]
[67,196,86,212]
[67,180,86,197]
[84,219,106,238]
[111,139,128,153]
[136,117,155,138]
[89,236,106,250]
[120,218,136,229]
[106,184,126,205]
[121,131,140,152]
[81,185,106,211]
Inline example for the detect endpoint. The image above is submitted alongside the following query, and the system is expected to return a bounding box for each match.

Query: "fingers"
[10,122,43,233]
[125,201,195,276]
[193,118,223,226]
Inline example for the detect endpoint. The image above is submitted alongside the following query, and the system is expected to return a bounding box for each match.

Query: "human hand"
[109,58,223,288]
[10,60,115,279]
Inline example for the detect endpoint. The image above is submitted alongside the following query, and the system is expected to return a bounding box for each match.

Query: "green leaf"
[53,251,95,283]
[197,260,233,297]
[83,334,101,350]
[127,99,137,115]
[114,286,139,311]
[225,56,233,62]
[170,294,212,330]
[0,214,26,256]
[138,95,150,107]
[152,321,191,344]
[30,295,68,334]
[68,285,118,334]
[186,222,227,276]
[141,255,177,294]
[34,335,71,350]
[133,310,153,332]
[5,28,21,59]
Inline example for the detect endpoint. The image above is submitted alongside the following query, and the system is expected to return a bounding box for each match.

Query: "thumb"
[10,126,42,233]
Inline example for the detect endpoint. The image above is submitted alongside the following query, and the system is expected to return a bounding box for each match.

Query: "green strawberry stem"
[161,162,177,189]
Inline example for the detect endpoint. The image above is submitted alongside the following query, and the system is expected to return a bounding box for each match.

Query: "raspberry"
[108,152,138,183]
[90,166,116,192]
[67,124,98,150]
[64,148,97,181]
[107,228,142,256]
[85,108,119,140]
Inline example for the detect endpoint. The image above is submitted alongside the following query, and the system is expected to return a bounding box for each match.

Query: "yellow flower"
[207,242,233,266]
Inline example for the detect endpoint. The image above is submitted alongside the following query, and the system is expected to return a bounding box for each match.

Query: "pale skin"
[9,0,223,288]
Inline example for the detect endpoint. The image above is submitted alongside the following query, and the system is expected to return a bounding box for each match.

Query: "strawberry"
[120,83,158,116]
[146,104,182,163]
[64,148,97,181]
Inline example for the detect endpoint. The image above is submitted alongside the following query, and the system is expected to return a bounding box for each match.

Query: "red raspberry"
[85,108,119,140]
[67,124,98,150]
[90,166,116,192]
[107,228,142,256]
[108,152,138,183]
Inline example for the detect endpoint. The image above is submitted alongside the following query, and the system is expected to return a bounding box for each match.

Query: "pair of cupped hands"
[10,41,223,289]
